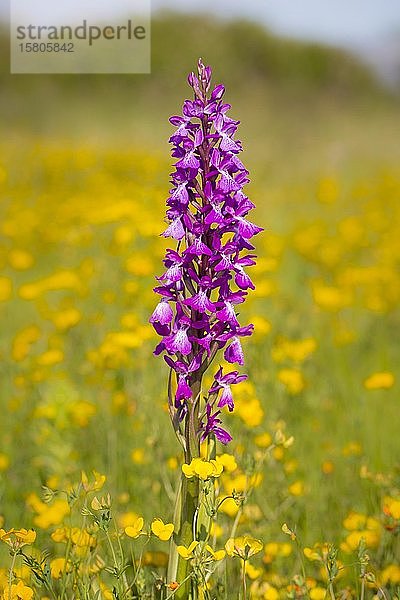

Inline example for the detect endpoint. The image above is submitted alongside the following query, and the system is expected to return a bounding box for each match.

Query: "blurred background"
[1,0,400,149]
[1,0,400,569]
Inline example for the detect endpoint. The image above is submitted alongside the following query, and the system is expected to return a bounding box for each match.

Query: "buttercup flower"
[177,540,200,559]
[151,518,174,541]
[225,535,263,560]
[125,516,145,539]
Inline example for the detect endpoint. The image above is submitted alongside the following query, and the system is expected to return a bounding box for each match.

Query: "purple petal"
[216,301,239,327]
[162,218,185,240]
[176,150,200,170]
[176,375,192,401]
[162,264,182,284]
[150,300,174,325]
[218,386,234,411]
[219,171,240,192]
[237,217,263,239]
[152,322,170,336]
[170,328,192,356]
[235,269,255,290]
[184,291,216,312]
[210,84,225,101]
[170,183,189,205]
[224,337,244,366]
[214,427,233,445]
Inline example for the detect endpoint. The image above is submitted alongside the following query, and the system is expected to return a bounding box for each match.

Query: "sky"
[3,0,400,47]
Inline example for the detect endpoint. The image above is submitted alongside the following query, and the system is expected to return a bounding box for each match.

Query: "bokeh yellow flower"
[364,371,395,390]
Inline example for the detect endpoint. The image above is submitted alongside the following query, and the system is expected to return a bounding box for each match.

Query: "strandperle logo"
[15,19,147,46]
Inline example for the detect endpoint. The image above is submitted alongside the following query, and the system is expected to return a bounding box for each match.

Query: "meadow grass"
[0,14,400,599]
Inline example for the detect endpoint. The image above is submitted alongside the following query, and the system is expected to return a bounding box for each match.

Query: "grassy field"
[0,13,400,599]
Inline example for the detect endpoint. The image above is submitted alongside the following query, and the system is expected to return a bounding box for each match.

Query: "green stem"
[174,474,199,599]
[360,577,365,600]
[328,582,335,600]
[241,559,247,600]
[8,551,17,599]
[167,377,202,599]
[114,519,131,598]
[105,529,124,599]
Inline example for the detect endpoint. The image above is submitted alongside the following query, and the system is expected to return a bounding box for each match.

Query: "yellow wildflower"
[27,494,69,529]
[177,540,199,559]
[341,529,380,553]
[245,562,262,579]
[281,523,296,541]
[0,454,10,472]
[8,249,34,270]
[309,587,326,600]
[12,325,41,361]
[182,458,223,480]
[50,557,72,578]
[205,545,225,561]
[278,369,305,395]
[167,456,178,470]
[0,528,36,550]
[263,542,292,563]
[69,401,96,427]
[151,518,174,541]
[304,547,322,562]
[3,580,34,600]
[131,448,146,464]
[51,308,81,331]
[322,460,335,474]
[225,535,263,559]
[210,521,223,539]
[254,432,272,448]
[36,349,64,366]
[114,225,134,246]
[68,528,96,549]
[81,470,106,492]
[364,371,394,390]
[381,565,400,586]
[125,516,144,539]
[216,453,237,472]
[14,529,36,545]
[118,511,140,529]
[383,497,400,520]
[250,316,272,336]
[19,270,82,300]
[288,481,305,497]
[272,336,317,363]
[343,512,367,531]
[235,396,264,427]
[262,583,279,600]
[342,442,362,456]
[91,494,111,511]
[312,282,352,312]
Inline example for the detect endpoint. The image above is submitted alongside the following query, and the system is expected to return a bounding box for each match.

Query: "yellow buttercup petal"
[125,517,144,539]
[182,463,195,478]
[151,518,174,541]
[177,540,199,559]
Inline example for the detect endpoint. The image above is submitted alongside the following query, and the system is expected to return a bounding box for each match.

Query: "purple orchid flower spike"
[150,58,262,452]
[200,404,233,445]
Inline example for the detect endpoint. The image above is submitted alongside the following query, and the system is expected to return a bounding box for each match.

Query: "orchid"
[150,59,261,592]
[150,58,262,452]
